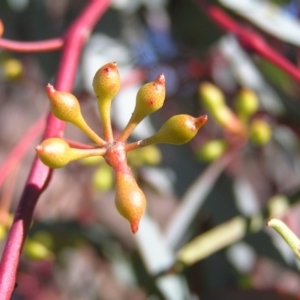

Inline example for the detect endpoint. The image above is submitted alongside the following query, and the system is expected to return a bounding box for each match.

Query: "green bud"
[143,114,207,145]
[199,82,225,110]
[32,231,54,250]
[127,145,162,167]
[2,58,23,80]
[118,74,166,142]
[126,150,143,168]
[0,224,7,241]
[36,138,105,168]
[36,138,71,168]
[92,62,120,101]
[196,139,227,162]
[93,164,113,192]
[133,74,165,121]
[234,89,259,122]
[93,62,120,141]
[46,84,82,123]
[46,85,105,146]
[115,171,146,234]
[138,145,162,165]
[199,83,247,136]
[24,238,53,261]
[249,119,272,146]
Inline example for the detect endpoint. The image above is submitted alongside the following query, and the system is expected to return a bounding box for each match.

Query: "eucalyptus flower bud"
[118,74,166,142]
[143,114,207,145]
[36,138,105,168]
[115,171,146,234]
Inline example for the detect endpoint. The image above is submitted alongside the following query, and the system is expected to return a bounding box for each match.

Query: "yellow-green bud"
[0,225,7,241]
[46,84,82,123]
[132,74,166,122]
[115,171,146,234]
[196,139,227,162]
[46,84,105,146]
[139,145,162,165]
[2,58,23,80]
[199,83,247,136]
[36,138,71,168]
[143,114,207,145]
[24,238,53,261]
[199,82,225,110]
[92,62,121,141]
[117,75,166,142]
[127,145,162,167]
[32,231,54,249]
[234,89,259,122]
[92,62,120,100]
[93,164,113,192]
[36,138,104,168]
[249,119,272,146]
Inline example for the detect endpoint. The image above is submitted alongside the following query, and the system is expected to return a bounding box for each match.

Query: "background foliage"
[1,0,300,299]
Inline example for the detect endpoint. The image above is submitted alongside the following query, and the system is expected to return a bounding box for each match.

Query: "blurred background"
[1,0,300,299]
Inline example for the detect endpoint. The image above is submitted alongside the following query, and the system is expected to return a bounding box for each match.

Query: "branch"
[267,218,300,260]
[0,114,46,190]
[0,1,111,299]
[0,38,63,53]
[195,0,300,84]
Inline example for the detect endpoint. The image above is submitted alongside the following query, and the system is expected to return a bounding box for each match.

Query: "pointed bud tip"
[130,221,139,234]
[0,20,4,37]
[155,74,165,85]
[195,115,208,127]
[103,62,118,72]
[202,115,208,122]
[46,84,55,94]
[35,145,42,152]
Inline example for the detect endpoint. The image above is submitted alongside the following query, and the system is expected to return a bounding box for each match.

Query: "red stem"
[0,114,46,190]
[196,1,300,83]
[238,30,300,83]
[0,1,110,298]
[0,38,63,53]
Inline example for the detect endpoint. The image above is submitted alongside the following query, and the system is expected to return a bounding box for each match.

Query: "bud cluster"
[198,82,271,161]
[36,62,207,233]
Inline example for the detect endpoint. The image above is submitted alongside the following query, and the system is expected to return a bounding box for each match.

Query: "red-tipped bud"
[117,74,166,142]
[46,84,105,146]
[92,62,120,141]
[133,74,166,121]
[36,138,71,168]
[46,84,82,123]
[36,138,104,168]
[92,62,120,100]
[143,114,207,145]
[115,171,146,234]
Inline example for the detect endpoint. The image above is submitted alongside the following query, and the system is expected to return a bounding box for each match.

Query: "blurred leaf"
[257,59,299,97]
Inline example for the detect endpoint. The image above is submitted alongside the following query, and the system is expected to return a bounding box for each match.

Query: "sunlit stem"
[125,139,148,152]
[69,147,107,161]
[267,218,300,260]
[72,117,106,146]
[64,139,98,149]
[117,115,140,143]
[98,99,113,142]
